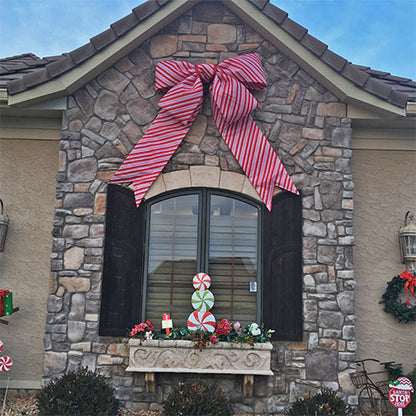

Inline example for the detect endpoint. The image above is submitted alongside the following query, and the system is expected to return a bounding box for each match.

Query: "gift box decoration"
[0,290,13,316]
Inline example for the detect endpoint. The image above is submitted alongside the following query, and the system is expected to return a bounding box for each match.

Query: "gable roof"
[3,0,415,115]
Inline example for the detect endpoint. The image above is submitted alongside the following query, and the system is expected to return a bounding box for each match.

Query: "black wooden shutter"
[99,184,146,336]
[263,192,302,340]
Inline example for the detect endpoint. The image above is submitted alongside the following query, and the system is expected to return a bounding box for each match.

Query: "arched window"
[100,184,302,340]
[145,189,260,327]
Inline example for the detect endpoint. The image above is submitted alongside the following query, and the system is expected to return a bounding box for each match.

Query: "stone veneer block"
[219,171,245,193]
[207,24,237,43]
[150,35,178,58]
[241,177,261,202]
[127,339,273,375]
[163,170,191,192]
[145,174,166,200]
[190,166,220,188]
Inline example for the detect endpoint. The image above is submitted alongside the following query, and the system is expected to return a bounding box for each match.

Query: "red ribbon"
[399,270,416,306]
[0,290,9,317]
[110,54,298,211]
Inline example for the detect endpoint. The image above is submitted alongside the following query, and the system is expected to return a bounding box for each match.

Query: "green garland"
[380,275,416,323]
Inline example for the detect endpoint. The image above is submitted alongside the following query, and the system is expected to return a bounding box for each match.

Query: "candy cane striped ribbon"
[110,53,298,210]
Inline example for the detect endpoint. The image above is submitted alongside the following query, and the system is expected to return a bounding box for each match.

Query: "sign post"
[388,377,414,416]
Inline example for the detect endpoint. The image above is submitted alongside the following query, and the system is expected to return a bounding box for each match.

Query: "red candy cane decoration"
[0,340,13,372]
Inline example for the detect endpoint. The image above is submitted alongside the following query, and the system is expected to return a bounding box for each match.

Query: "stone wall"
[44,2,355,413]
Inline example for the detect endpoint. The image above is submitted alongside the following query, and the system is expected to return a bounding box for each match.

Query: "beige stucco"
[0,138,59,389]
[353,148,416,373]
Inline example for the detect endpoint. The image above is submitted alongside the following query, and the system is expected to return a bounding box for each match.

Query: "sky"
[0,0,415,80]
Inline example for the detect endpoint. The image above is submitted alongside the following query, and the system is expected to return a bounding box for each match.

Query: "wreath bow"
[399,270,416,306]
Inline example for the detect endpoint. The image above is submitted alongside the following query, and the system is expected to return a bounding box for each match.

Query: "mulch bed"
[2,393,389,416]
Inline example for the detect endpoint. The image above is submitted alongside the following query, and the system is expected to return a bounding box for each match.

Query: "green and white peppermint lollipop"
[191,289,214,312]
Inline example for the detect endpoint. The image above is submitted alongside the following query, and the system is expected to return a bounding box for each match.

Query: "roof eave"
[7,0,198,108]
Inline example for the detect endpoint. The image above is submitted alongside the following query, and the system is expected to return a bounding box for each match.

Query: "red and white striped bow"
[110,53,298,210]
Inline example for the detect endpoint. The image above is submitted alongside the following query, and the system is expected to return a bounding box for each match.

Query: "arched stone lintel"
[144,167,263,202]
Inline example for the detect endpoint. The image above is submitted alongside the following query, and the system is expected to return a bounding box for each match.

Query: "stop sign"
[389,387,412,408]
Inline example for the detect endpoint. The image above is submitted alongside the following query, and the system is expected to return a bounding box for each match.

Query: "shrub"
[162,381,234,416]
[285,388,353,416]
[36,367,120,416]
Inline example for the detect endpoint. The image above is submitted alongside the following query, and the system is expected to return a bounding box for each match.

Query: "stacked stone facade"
[45,2,356,413]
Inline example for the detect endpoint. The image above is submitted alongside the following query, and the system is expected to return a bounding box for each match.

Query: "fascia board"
[225,0,406,117]
[8,0,199,107]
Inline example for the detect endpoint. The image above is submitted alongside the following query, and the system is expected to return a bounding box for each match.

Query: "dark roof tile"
[388,89,410,107]
[90,28,118,51]
[133,0,160,21]
[70,43,97,65]
[111,12,139,36]
[384,74,412,83]
[6,77,26,95]
[46,55,75,78]
[321,49,347,72]
[341,63,369,87]
[248,0,268,10]
[263,3,287,24]
[281,17,307,41]
[22,67,49,88]
[366,69,390,77]
[363,76,393,99]
[301,33,327,57]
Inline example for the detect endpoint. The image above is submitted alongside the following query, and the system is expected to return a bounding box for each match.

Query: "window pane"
[208,195,258,325]
[146,194,198,325]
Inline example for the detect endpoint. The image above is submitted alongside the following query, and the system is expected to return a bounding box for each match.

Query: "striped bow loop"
[110,53,298,209]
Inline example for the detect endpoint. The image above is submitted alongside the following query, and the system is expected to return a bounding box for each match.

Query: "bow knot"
[111,54,298,210]
[195,63,216,83]
[399,270,416,306]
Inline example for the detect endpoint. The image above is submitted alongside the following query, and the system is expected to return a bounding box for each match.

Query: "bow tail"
[110,111,192,206]
[217,114,298,211]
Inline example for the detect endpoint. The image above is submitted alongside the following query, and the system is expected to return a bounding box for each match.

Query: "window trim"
[141,187,263,325]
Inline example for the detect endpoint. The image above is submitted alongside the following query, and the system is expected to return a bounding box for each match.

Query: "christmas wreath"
[380,270,416,323]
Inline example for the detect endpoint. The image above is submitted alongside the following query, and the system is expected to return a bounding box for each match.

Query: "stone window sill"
[126,339,273,396]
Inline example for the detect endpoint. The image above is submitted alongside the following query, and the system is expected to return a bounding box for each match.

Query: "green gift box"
[4,291,13,315]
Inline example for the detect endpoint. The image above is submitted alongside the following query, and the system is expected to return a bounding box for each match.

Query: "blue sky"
[0,0,415,79]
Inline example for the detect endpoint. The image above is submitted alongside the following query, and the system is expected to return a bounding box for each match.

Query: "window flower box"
[126,339,273,395]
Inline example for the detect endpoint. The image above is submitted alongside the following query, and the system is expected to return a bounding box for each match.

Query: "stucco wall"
[0,138,59,389]
[353,149,416,373]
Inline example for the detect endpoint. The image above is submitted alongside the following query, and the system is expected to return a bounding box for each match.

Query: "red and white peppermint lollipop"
[187,310,216,332]
[193,273,211,290]
[0,355,12,372]
[0,340,3,353]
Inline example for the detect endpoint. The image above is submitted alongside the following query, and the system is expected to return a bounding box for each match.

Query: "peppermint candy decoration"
[187,310,216,332]
[192,289,214,312]
[0,355,12,372]
[0,340,3,352]
[193,273,211,290]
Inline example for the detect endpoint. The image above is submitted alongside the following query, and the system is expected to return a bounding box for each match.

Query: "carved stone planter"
[126,339,273,395]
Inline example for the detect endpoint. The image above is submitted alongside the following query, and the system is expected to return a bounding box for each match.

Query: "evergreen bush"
[162,381,233,416]
[36,367,120,416]
[285,388,353,416]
